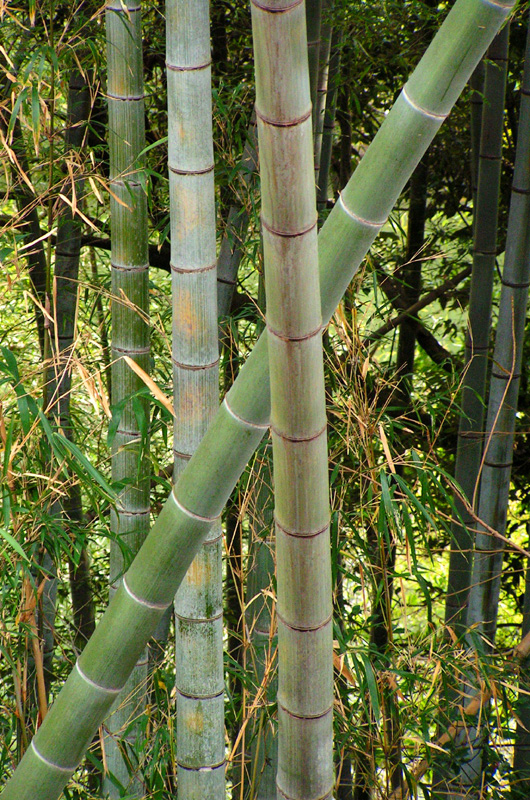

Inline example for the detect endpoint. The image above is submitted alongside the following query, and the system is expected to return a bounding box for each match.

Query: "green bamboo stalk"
[2,2,514,796]
[105,0,150,794]
[306,0,322,123]
[166,1,224,796]
[467,30,530,651]
[314,0,333,183]
[451,22,530,799]
[317,26,341,209]
[246,443,277,800]
[52,71,95,652]
[251,2,333,796]
[444,24,510,639]
[514,554,530,790]
[217,116,258,320]
[469,60,485,215]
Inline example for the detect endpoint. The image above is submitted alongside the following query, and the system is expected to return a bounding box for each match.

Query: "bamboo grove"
[3,0,530,798]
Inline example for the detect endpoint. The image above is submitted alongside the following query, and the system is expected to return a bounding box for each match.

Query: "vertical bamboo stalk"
[314,0,333,184]
[2,3,515,797]
[166,0,224,796]
[443,24,510,639]
[251,2,333,799]
[105,0,150,793]
[467,24,530,651]
[246,443,278,800]
[317,27,341,210]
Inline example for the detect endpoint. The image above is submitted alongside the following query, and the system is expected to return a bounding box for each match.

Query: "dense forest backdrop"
[1,0,530,798]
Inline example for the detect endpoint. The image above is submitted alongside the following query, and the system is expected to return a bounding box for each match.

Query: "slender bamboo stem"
[105,0,150,793]
[246,443,277,800]
[251,1,333,796]
[317,26,341,210]
[1,2,515,796]
[444,24,510,639]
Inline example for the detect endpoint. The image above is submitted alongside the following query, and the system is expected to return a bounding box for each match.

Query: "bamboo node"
[275,515,329,539]
[31,740,76,773]
[224,397,270,430]
[337,194,386,228]
[166,60,212,72]
[250,0,304,13]
[172,491,220,523]
[266,322,322,342]
[122,575,170,610]
[261,214,317,238]
[401,86,447,121]
[75,662,122,695]
[255,105,312,128]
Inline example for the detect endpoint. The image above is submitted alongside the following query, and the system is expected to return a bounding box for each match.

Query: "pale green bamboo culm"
[166,0,224,797]
[1,1,514,797]
[251,0,333,796]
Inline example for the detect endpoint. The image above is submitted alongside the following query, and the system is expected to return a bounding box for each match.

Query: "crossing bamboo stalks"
[166,0,224,796]
[444,24,510,639]
[1,2,515,796]
[251,0,333,796]
[105,0,150,793]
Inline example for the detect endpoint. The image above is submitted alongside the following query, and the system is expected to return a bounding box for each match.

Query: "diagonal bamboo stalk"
[1,2,515,796]
[251,0,333,797]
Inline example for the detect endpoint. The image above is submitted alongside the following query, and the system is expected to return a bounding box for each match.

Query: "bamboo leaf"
[123,355,175,417]
[0,527,29,563]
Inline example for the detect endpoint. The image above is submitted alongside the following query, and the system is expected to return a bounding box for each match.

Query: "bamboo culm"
[167,0,224,796]
[105,0,150,793]
[444,24,510,639]
[251,0,333,796]
[1,1,515,796]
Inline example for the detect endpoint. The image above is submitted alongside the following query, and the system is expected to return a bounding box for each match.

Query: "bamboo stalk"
[251,1,333,796]
[467,22,530,653]
[444,24,510,639]
[317,26,341,210]
[105,0,150,793]
[1,2,515,796]
[166,0,224,796]
[246,443,278,800]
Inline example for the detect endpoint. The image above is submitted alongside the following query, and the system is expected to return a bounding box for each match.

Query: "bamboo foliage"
[166,0,224,796]
[105,0,150,793]
[251,0,333,796]
[1,2,515,797]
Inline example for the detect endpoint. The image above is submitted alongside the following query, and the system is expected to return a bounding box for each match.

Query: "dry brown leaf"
[123,356,175,417]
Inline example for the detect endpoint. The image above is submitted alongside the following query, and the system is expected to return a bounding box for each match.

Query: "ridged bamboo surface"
[167,0,224,796]
[251,0,333,796]
[1,1,515,797]
[105,0,150,793]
